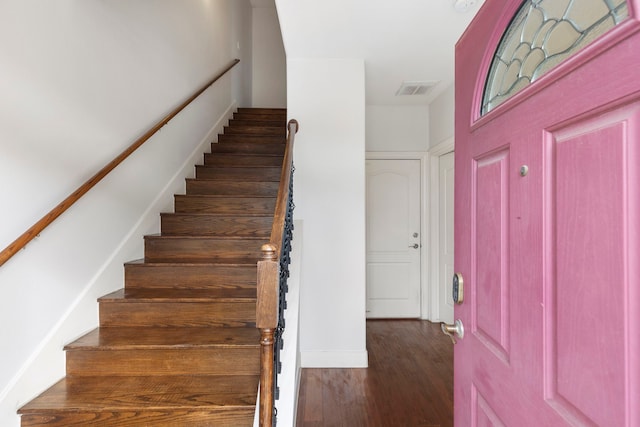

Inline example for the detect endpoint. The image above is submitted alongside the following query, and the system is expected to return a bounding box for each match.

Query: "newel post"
[257,243,279,427]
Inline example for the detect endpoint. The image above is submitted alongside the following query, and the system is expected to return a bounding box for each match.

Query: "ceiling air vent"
[395,81,437,96]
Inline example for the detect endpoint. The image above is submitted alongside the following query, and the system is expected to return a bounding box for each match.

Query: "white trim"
[427,138,455,321]
[365,151,429,319]
[300,350,369,368]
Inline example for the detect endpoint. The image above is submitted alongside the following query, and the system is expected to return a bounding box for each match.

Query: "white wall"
[277,0,367,368]
[426,84,455,324]
[276,219,303,426]
[0,1,251,426]
[232,0,254,108]
[366,105,430,151]
[428,83,455,148]
[287,58,368,367]
[252,1,287,108]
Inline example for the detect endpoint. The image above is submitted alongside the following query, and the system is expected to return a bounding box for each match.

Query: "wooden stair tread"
[228,119,284,127]
[204,154,283,167]
[237,107,286,114]
[123,261,257,290]
[184,178,280,185]
[172,195,276,207]
[143,235,265,263]
[223,126,285,135]
[145,234,265,241]
[125,259,256,267]
[173,194,276,199]
[160,214,272,237]
[194,166,281,182]
[173,198,275,215]
[198,163,280,168]
[142,256,260,264]
[99,288,256,302]
[216,138,285,144]
[184,179,279,197]
[161,212,273,218]
[66,327,260,350]
[205,152,284,157]
[233,112,286,120]
[215,135,286,144]
[18,375,259,412]
[207,155,284,161]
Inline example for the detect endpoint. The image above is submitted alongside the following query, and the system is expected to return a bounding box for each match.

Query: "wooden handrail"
[0,59,240,268]
[257,118,298,427]
[268,119,298,255]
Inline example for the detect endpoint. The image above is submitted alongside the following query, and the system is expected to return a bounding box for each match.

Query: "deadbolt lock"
[452,273,464,304]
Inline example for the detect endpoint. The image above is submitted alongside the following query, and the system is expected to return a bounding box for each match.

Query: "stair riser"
[100,302,256,327]
[211,141,285,156]
[216,134,286,144]
[144,237,262,262]
[21,409,255,427]
[124,264,257,289]
[66,348,259,376]
[195,166,281,181]
[223,126,285,136]
[161,215,272,237]
[237,107,286,116]
[185,180,279,196]
[174,196,276,215]
[233,112,286,121]
[204,153,283,167]
[228,119,284,128]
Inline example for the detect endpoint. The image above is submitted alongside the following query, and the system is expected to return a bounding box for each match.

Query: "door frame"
[365,151,429,319]
[427,138,455,322]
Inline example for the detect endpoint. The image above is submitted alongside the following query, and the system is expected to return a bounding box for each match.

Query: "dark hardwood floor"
[296,320,453,427]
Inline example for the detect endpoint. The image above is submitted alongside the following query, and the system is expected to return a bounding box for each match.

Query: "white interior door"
[437,151,454,323]
[366,159,421,318]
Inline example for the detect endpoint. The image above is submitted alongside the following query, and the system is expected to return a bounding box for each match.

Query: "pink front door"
[454,1,639,426]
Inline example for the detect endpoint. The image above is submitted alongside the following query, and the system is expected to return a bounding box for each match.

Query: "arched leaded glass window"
[481,0,629,115]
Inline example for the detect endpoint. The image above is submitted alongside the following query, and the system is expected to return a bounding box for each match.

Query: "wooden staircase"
[18,108,287,427]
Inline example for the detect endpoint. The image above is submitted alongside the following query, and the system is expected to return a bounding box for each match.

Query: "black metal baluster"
[272,163,295,426]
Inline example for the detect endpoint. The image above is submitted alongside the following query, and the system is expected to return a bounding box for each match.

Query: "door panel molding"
[472,147,511,363]
[542,104,640,427]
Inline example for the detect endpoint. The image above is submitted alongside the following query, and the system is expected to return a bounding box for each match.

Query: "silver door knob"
[441,319,464,344]
[409,243,419,249]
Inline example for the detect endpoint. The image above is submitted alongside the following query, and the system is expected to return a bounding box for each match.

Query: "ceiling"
[274,0,486,106]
